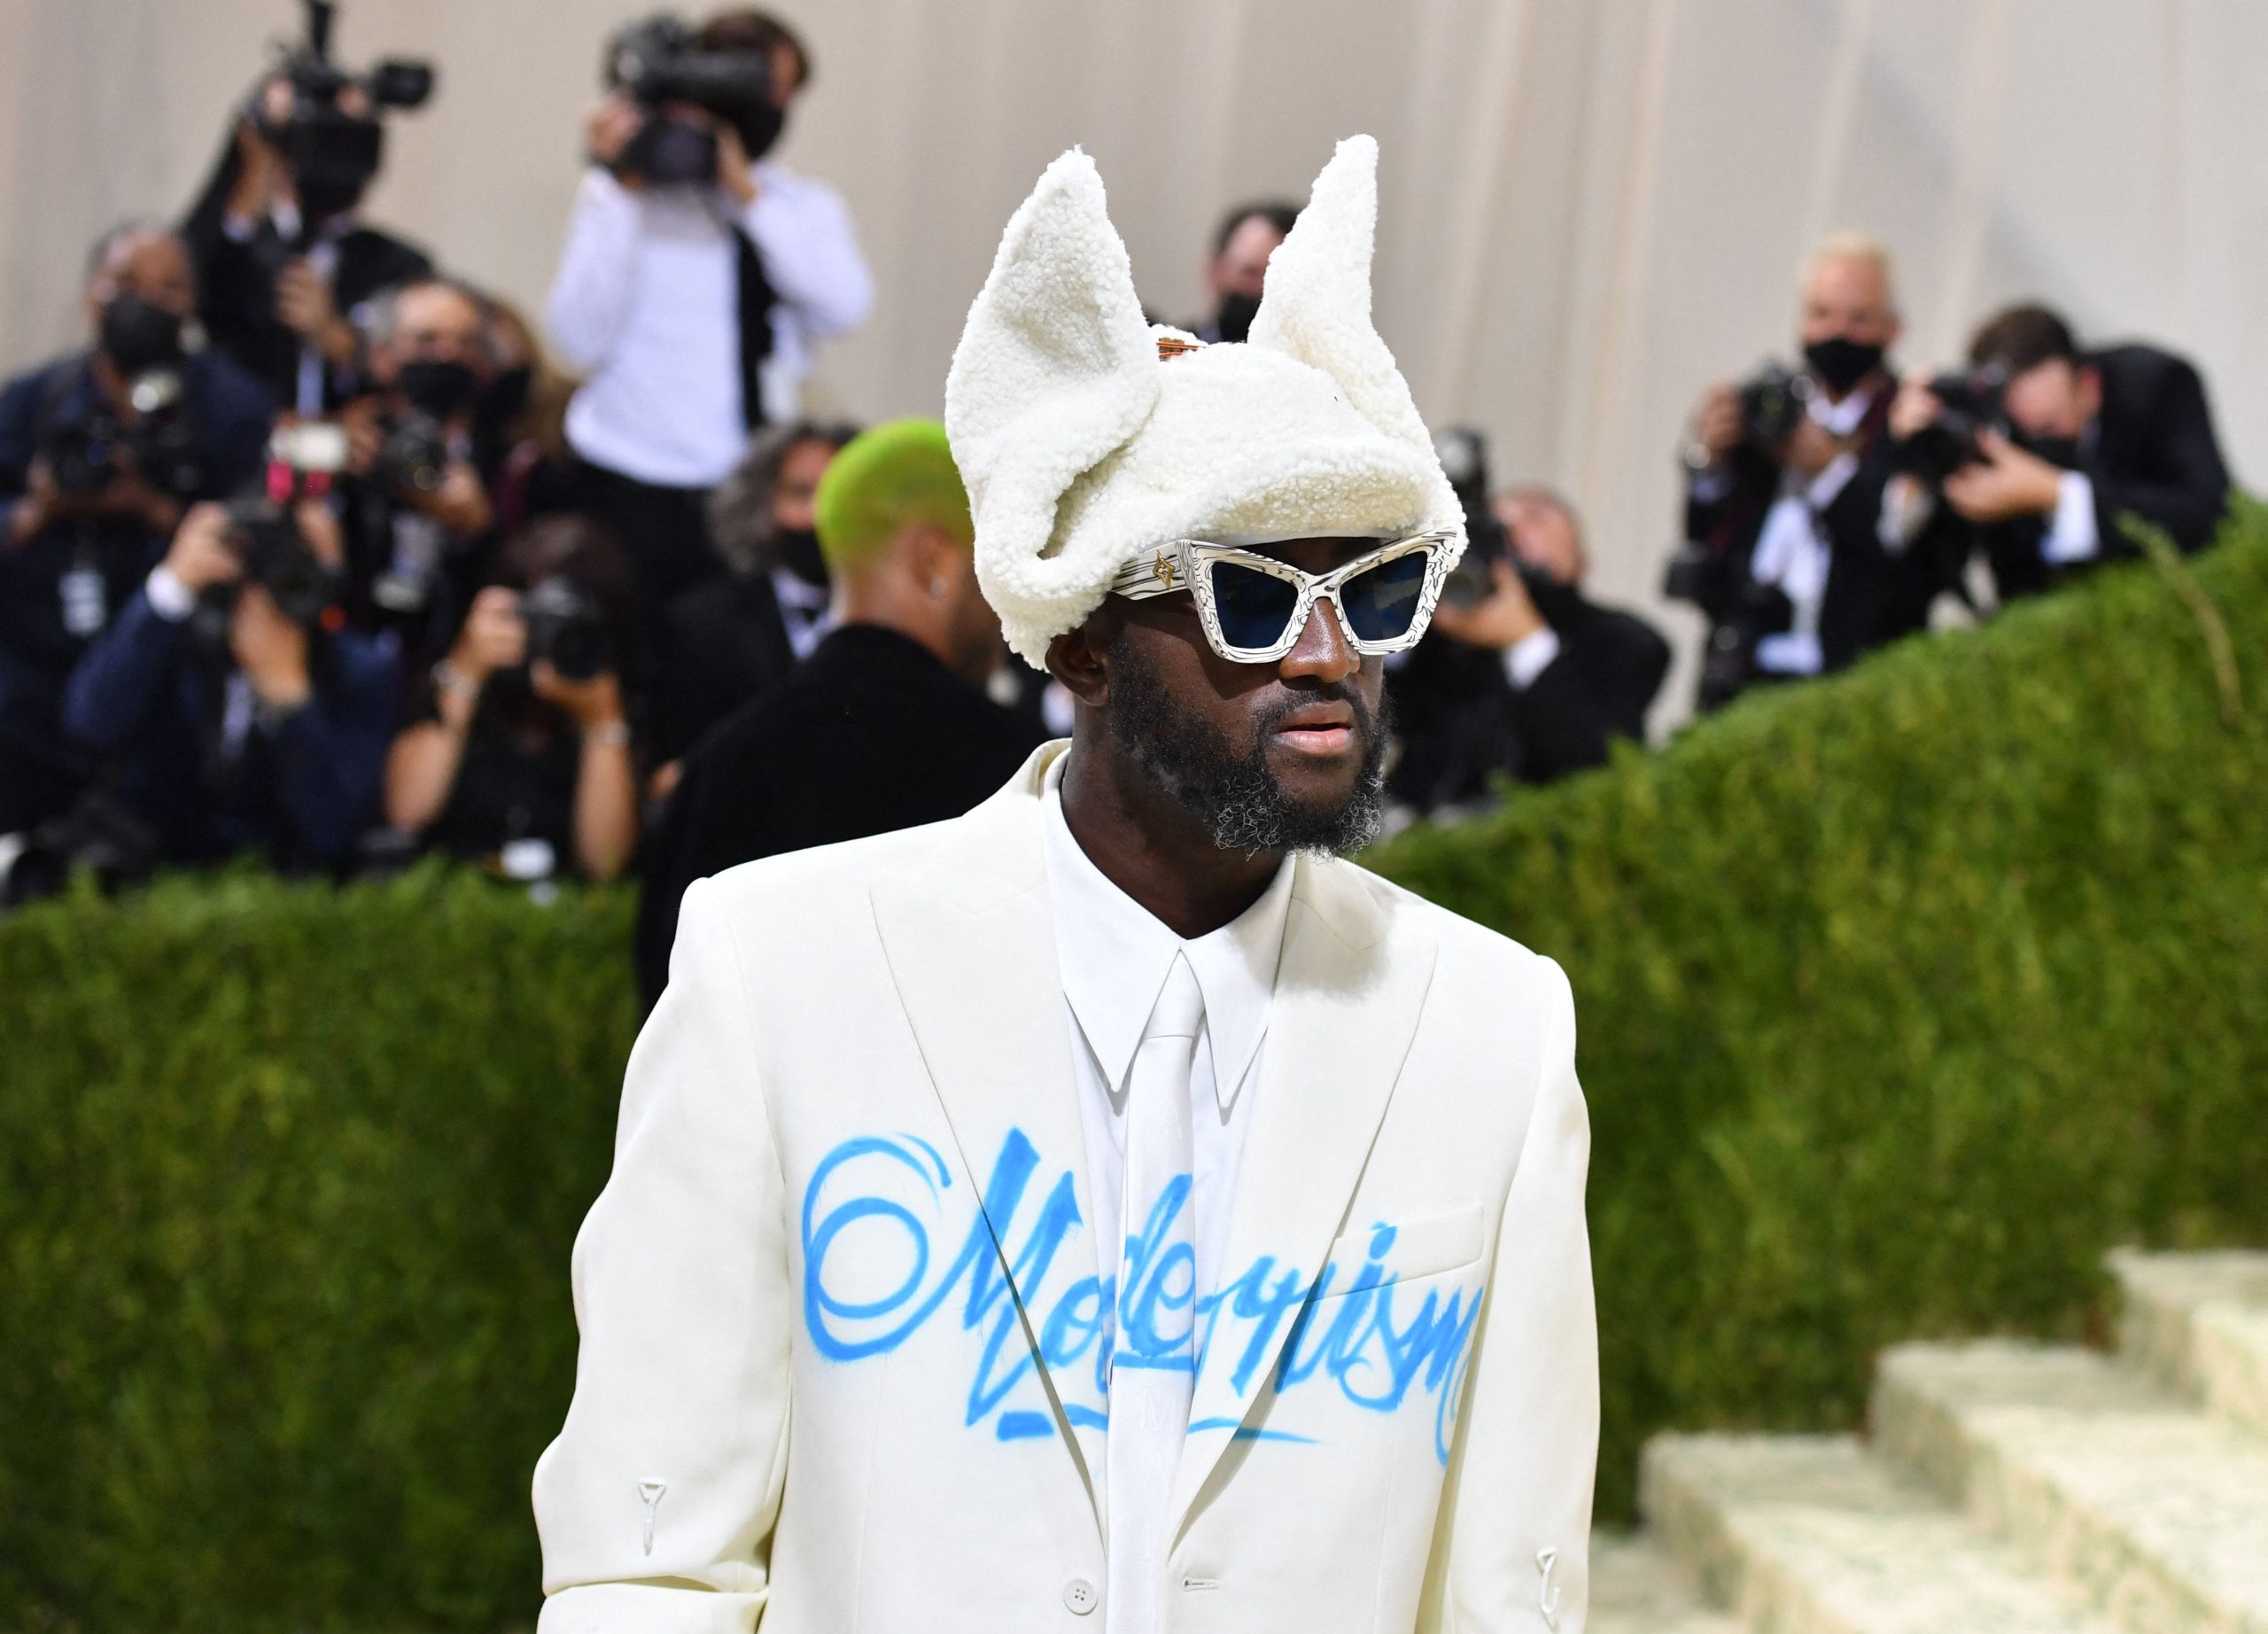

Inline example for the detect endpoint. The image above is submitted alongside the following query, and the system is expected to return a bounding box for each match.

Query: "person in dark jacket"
[635,418,1043,1006]
[62,499,396,870]
[180,74,432,412]
[0,223,276,834]
[1895,302,2233,603]
[1393,486,1669,812]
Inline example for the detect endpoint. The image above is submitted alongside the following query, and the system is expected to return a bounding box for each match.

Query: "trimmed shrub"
[2,504,2264,1625]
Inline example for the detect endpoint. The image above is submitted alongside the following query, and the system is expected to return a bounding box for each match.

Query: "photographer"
[60,499,397,870]
[180,3,436,412]
[546,9,872,609]
[334,277,505,661]
[649,417,856,771]
[1668,232,1946,709]
[383,516,640,883]
[0,223,275,834]
[1892,302,2231,603]
[1190,201,1297,344]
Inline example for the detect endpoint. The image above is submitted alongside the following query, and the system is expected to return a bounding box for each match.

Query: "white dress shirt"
[546,164,873,488]
[1750,382,1876,677]
[1039,752,1293,1629]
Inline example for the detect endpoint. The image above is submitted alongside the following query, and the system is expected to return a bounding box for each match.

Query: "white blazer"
[534,743,1596,1633]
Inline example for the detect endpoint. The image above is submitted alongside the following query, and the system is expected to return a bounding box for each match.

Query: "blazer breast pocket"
[1314,1202,1487,1298]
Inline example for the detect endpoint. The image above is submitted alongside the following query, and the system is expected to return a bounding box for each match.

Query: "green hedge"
[4,504,2265,1628]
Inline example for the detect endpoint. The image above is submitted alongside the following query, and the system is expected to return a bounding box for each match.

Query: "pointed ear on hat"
[1246,135,1433,456]
[944,149,1159,609]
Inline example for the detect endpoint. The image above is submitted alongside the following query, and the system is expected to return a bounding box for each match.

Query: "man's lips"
[1270,702,1358,756]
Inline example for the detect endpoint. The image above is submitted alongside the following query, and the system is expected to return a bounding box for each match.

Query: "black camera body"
[218,497,343,630]
[522,575,609,681]
[1736,361,1813,450]
[41,369,207,506]
[251,0,434,222]
[1892,364,2008,485]
[603,12,774,186]
[1693,579,1795,712]
[376,408,449,494]
[1433,426,1507,611]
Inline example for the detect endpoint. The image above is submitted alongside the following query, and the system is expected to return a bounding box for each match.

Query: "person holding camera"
[1190,201,1299,344]
[383,515,641,883]
[1669,232,1948,709]
[59,497,398,870]
[0,223,276,835]
[546,9,873,610]
[1424,486,1671,788]
[332,277,508,665]
[1889,302,2232,605]
[181,7,437,416]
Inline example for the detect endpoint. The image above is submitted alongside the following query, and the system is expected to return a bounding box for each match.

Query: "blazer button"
[1061,1577,1099,1615]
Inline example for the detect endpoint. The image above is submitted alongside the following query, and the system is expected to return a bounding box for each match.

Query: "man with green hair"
[635,416,1043,1000]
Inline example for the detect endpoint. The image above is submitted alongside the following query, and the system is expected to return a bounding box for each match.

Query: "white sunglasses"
[1107,532,1457,664]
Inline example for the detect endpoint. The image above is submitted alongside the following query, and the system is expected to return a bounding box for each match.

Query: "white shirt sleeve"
[2040,471,2101,564]
[742,171,874,340]
[1503,627,1563,691]
[144,563,198,621]
[544,169,647,374]
[1879,473,1937,553]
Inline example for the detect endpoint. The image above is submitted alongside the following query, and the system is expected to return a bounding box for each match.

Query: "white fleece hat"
[944,134,1464,666]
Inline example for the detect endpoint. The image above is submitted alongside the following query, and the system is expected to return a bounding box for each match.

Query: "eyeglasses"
[1107,532,1457,665]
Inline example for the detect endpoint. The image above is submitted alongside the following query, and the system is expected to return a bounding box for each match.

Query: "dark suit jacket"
[62,588,397,868]
[1977,344,2232,603]
[1386,589,1671,811]
[1682,377,1952,686]
[635,622,1046,1006]
[648,572,798,767]
[0,349,277,790]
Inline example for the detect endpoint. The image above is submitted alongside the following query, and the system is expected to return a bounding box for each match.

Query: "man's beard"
[1105,635,1390,857]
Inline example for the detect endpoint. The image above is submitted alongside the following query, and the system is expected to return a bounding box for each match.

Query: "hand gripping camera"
[248,0,435,224]
[602,12,777,186]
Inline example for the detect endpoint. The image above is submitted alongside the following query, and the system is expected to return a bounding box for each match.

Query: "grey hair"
[358,276,494,355]
[85,218,185,289]
[706,419,860,579]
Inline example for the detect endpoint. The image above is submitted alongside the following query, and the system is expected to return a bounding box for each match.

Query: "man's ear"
[1046,616,1111,708]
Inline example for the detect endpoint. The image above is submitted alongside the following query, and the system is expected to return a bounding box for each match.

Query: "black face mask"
[1213,291,1262,345]
[734,102,787,162]
[395,358,480,418]
[773,525,826,587]
[1804,335,1886,396]
[99,295,186,376]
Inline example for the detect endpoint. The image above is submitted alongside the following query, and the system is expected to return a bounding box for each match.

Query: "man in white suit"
[534,135,1598,1634]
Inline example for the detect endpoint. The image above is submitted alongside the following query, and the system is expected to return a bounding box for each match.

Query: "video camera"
[602,12,776,186]
[248,0,434,223]
[1891,363,2009,485]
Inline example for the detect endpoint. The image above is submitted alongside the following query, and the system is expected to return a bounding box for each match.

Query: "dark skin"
[1045,536,1384,939]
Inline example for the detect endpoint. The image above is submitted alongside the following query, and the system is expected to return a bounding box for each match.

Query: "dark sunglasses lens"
[1208,561,1301,652]
[1340,551,1431,643]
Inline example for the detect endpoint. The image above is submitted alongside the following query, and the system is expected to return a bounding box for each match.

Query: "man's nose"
[1279,593,1359,684]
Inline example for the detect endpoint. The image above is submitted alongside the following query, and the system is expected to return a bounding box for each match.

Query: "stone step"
[1874,1341,2268,1633]
[1588,1532,1740,1634]
[1641,1432,2117,1633]
[2109,1249,2268,1438]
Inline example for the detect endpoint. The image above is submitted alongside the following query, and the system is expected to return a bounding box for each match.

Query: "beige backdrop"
[4,0,2262,724]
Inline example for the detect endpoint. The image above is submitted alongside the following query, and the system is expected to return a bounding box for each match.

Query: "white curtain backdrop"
[4,0,2262,724]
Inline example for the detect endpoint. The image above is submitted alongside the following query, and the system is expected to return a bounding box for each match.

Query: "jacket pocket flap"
[1316,1202,1486,1297]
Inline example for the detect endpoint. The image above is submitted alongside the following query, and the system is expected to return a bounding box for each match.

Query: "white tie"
[1106,953,1202,1634]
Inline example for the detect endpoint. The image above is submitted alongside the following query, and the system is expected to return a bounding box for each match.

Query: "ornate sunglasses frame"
[1106,531,1459,664]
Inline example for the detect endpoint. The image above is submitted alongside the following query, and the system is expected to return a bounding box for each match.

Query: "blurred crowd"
[0,4,2237,969]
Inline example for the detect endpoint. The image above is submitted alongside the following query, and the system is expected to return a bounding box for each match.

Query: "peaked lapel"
[1168,856,1438,1537]
[866,743,1110,1524]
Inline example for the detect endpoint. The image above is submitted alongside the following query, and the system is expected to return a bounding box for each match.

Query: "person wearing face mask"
[546,9,873,615]
[1674,231,1954,708]
[0,222,276,836]
[1890,302,2231,606]
[645,418,858,778]
[181,72,434,415]
[1190,201,1299,345]
[332,277,508,678]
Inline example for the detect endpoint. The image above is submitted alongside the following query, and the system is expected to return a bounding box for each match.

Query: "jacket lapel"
[1168,856,1438,1537]
[867,744,1110,1521]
